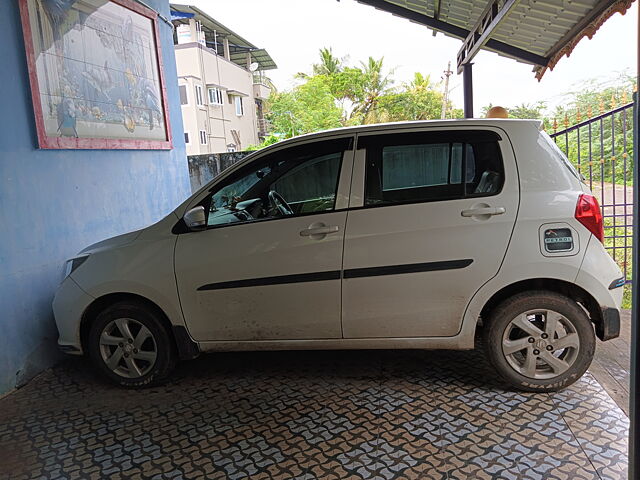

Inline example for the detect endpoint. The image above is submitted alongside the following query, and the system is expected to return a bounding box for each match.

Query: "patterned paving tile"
[550,373,629,480]
[0,348,629,479]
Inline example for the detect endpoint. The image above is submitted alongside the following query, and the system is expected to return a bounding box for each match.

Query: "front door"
[342,128,519,338]
[175,137,354,342]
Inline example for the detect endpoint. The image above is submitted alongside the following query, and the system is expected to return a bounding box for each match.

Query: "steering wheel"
[268,190,294,216]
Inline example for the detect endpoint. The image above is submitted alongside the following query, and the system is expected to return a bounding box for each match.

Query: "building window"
[195,85,204,106]
[199,130,207,145]
[184,132,190,144]
[235,96,244,116]
[179,85,188,105]
[208,87,223,105]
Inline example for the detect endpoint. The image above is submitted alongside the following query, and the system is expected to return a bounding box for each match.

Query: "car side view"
[53,119,624,391]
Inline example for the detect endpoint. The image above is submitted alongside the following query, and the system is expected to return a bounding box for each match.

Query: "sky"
[187,0,638,114]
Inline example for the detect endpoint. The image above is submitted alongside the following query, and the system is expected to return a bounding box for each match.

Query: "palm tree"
[408,72,432,93]
[312,47,343,76]
[353,57,394,124]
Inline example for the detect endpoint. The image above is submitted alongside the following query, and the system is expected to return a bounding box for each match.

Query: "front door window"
[204,138,349,227]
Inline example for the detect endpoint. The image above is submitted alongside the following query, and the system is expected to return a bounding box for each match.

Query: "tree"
[481,102,546,119]
[265,75,343,139]
[312,47,343,76]
[379,73,444,121]
[350,57,394,124]
[256,48,458,148]
[545,75,636,185]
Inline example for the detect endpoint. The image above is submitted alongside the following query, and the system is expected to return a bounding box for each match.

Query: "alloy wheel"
[501,309,580,380]
[98,318,157,378]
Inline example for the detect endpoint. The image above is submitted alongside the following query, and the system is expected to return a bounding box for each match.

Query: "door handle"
[461,206,506,217]
[299,225,340,237]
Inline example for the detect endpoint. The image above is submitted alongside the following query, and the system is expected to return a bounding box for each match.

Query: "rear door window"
[361,130,504,206]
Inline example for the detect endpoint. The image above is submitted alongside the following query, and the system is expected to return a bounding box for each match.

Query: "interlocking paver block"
[0,348,628,479]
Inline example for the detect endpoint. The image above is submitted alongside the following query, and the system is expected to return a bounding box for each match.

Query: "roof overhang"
[356,0,635,80]
[170,3,277,71]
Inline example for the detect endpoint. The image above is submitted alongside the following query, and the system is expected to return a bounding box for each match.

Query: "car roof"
[273,118,543,145]
[180,118,543,214]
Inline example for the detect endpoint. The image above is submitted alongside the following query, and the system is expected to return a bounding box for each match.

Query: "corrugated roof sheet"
[170,4,277,71]
[359,0,634,79]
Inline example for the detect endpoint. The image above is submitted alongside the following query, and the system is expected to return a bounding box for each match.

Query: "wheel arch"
[478,278,605,340]
[80,292,199,360]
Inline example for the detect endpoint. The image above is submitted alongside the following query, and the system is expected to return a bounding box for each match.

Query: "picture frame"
[18,0,173,150]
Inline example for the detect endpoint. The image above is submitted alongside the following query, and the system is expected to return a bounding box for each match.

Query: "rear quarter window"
[541,132,581,181]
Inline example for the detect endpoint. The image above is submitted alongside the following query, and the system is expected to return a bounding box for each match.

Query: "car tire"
[87,301,176,388]
[484,290,595,392]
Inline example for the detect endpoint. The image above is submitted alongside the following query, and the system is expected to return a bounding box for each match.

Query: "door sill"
[197,336,468,352]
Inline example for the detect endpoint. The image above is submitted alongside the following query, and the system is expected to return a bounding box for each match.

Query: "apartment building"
[171,4,276,154]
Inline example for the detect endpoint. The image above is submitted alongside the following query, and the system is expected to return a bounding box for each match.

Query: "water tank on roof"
[176,24,192,44]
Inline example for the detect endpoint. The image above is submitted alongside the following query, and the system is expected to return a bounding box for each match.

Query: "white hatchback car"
[53,119,624,391]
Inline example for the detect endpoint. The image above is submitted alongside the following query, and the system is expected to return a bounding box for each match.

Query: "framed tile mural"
[19,0,172,149]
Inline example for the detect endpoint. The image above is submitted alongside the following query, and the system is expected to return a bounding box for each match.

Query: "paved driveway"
[0,346,628,479]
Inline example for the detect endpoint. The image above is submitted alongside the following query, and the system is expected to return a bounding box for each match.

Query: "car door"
[175,136,354,342]
[342,127,519,338]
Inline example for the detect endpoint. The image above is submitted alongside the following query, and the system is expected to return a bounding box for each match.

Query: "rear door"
[342,127,519,338]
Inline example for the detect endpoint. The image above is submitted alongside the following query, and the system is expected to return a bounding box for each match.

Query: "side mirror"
[183,206,206,230]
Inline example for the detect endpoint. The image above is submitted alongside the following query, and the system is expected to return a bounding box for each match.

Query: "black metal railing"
[551,101,635,283]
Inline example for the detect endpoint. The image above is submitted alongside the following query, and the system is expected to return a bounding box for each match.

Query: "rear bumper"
[574,236,624,342]
[597,307,621,341]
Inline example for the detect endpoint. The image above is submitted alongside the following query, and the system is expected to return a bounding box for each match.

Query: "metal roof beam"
[456,0,521,73]
[357,0,469,37]
[432,0,441,36]
[356,0,548,67]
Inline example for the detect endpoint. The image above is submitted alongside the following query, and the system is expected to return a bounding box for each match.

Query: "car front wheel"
[484,290,595,392]
[88,301,176,388]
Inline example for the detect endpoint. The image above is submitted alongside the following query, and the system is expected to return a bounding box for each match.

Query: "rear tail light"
[575,194,604,243]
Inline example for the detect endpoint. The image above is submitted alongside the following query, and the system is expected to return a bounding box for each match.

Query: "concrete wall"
[0,0,190,395]
[187,152,251,192]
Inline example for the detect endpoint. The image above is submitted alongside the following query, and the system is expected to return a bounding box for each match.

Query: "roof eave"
[354,0,632,81]
[534,0,635,80]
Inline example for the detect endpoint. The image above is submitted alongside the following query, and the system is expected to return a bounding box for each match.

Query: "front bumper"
[597,307,621,342]
[52,276,94,355]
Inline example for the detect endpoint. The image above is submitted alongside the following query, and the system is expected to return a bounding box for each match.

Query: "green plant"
[246,134,281,151]
[264,47,454,138]
[603,216,632,309]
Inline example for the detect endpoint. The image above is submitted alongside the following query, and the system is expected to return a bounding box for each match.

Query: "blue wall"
[0,1,190,394]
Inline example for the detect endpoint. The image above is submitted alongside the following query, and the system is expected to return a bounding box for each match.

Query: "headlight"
[63,255,89,280]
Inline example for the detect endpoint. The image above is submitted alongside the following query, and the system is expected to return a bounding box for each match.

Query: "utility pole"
[441,61,453,119]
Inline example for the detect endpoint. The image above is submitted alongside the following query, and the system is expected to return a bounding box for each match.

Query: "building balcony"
[253,82,271,100]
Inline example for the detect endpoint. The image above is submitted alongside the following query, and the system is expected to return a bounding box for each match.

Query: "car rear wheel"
[88,301,176,388]
[484,291,595,392]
